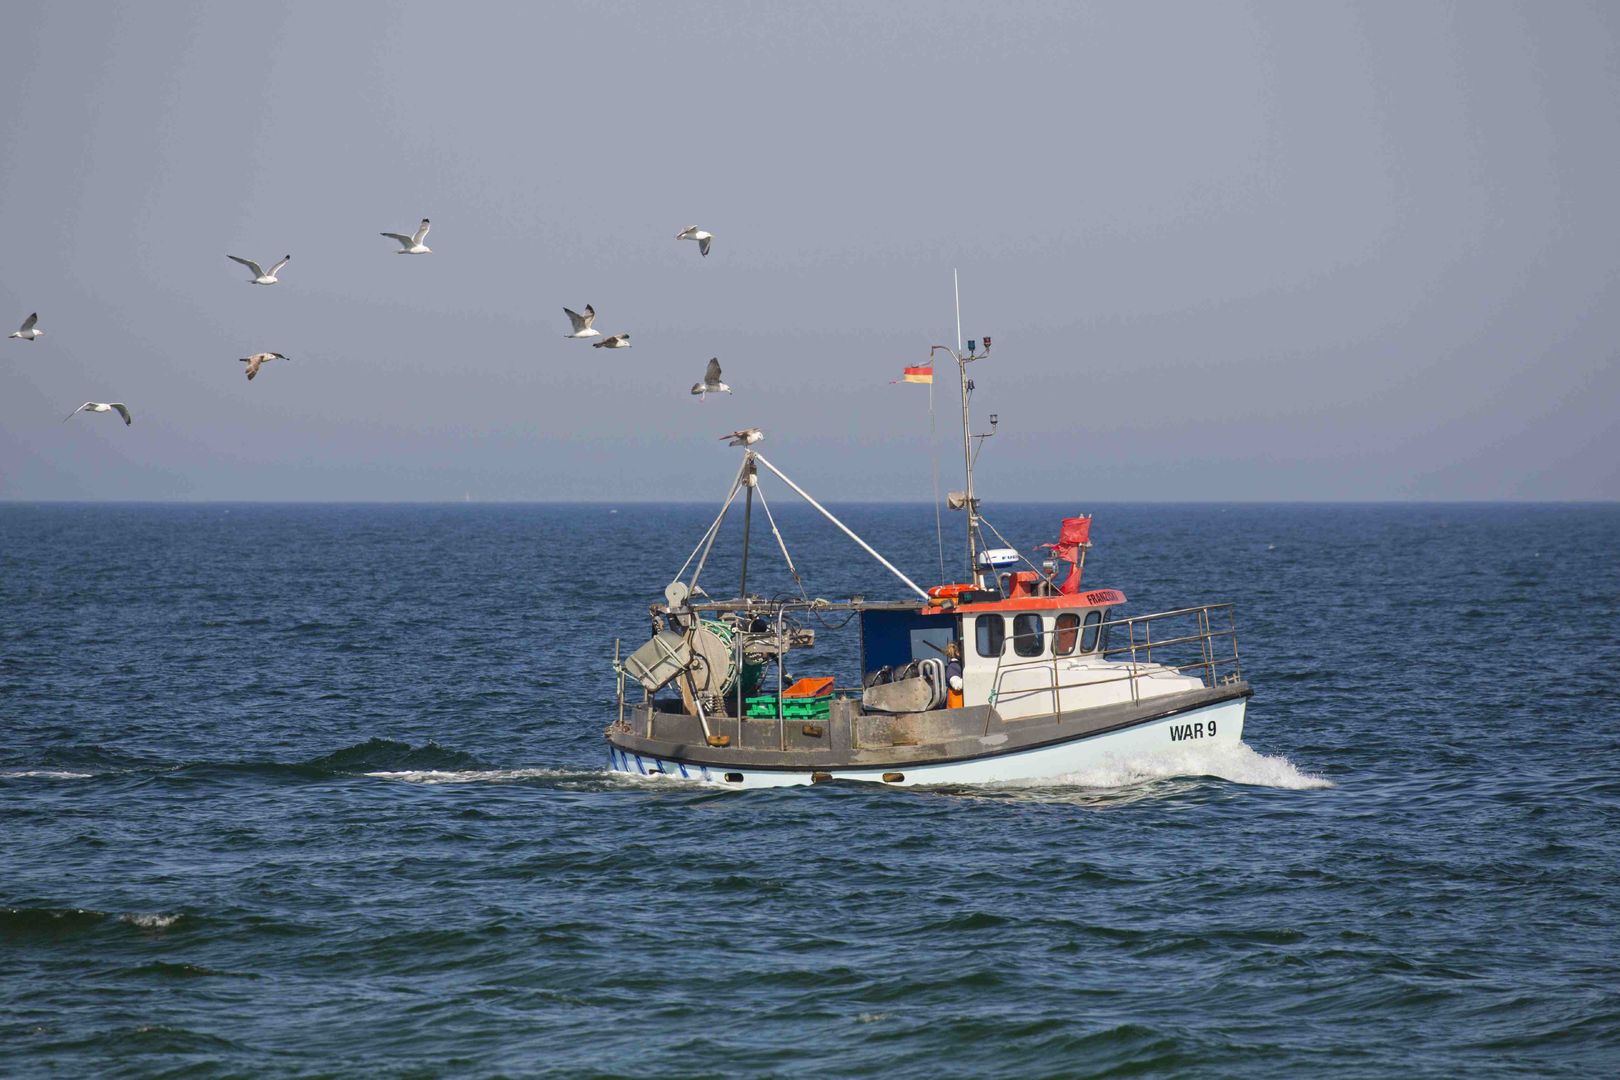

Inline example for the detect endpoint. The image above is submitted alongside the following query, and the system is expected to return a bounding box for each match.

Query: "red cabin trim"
[921,587,1126,615]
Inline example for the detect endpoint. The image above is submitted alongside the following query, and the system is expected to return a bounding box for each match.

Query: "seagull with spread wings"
[63,402,132,425]
[675,225,713,257]
[9,313,42,340]
[381,218,432,254]
[592,334,630,349]
[691,358,731,400]
[240,352,290,381]
[227,254,290,285]
[564,305,601,338]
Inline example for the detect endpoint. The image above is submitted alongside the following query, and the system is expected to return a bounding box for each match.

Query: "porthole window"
[1013,613,1044,657]
[1054,613,1081,656]
[974,614,1005,658]
[1080,609,1103,652]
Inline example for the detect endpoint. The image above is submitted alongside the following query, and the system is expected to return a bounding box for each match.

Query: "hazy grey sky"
[1,1,1616,501]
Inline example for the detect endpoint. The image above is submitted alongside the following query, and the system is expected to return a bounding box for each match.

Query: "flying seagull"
[380,218,432,254]
[691,358,731,400]
[240,351,290,381]
[675,225,713,257]
[564,305,600,338]
[9,313,42,340]
[721,428,762,447]
[63,402,132,425]
[228,254,290,285]
[592,333,630,349]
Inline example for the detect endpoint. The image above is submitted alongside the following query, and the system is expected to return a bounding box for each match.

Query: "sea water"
[2,502,1617,1076]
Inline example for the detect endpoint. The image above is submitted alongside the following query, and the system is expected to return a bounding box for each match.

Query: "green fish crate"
[744,694,833,720]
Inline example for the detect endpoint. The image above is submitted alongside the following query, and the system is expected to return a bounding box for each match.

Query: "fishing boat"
[606,336,1251,789]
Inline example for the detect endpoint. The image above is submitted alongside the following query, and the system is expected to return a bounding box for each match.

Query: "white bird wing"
[411,219,431,245]
[267,255,291,277]
[110,403,132,425]
[676,226,695,240]
[380,232,412,246]
[20,312,38,332]
[705,357,722,383]
[564,307,595,332]
[62,402,92,422]
[699,235,712,257]
[228,255,265,277]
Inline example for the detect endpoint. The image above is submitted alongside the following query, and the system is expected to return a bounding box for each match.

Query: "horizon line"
[2,497,1616,507]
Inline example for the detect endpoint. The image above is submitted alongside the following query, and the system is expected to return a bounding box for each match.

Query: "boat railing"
[986,602,1242,715]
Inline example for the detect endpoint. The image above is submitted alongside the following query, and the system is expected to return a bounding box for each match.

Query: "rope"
[674,457,749,584]
[752,481,803,591]
[930,376,945,582]
[688,466,749,594]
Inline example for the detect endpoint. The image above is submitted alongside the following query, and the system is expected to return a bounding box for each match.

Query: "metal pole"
[751,453,930,601]
[614,638,624,728]
[739,465,754,599]
[932,341,978,586]
[954,268,963,354]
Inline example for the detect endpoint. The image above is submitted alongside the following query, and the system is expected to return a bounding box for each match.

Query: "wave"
[302,737,485,773]
[0,906,186,939]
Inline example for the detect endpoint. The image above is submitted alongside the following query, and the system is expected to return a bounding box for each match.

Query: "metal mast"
[933,271,993,586]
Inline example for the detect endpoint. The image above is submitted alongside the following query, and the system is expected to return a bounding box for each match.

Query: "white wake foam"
[0,769,94,780]
[120,912,181,929]
[994,741,1332,793]
[364,768,570,785]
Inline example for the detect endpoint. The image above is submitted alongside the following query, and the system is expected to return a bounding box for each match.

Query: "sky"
[1,0,1616,502]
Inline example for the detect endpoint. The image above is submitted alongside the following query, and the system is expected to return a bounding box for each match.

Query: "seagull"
[721,428,762,446]
[564,305,600,338]
[63,402,132,425]
[592,334,630,349]
[240,351,290,381]
[675,225,713,257]
[9,313,42,340]
[380,219,432,254]
[691,358,731,400]
[228,254,290,285]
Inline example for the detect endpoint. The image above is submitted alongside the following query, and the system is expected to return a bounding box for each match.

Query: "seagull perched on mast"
[9,313,42,340]
[380,218,432,254]
[592,333,630,349]
[675,225,713,257]
[227,254,290,285]
[691,358,731,400]
[240,351,290,381]
[564,305,600,338]
[63,402,132,425]
[721,428,762,447]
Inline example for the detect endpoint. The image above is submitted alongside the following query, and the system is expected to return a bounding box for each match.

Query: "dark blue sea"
[3,501,1617,1077]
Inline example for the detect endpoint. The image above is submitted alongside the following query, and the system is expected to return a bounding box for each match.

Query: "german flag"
[894,365,933,384]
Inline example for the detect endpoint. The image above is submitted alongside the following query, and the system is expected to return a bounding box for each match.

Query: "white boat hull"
[608,696,1246,789]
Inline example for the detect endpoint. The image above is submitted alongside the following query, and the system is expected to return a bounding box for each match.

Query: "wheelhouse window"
[1012,613,1044,657]
[1053,613,1081,656]
[1080,609,1104,652]
[974,614,1004,658]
